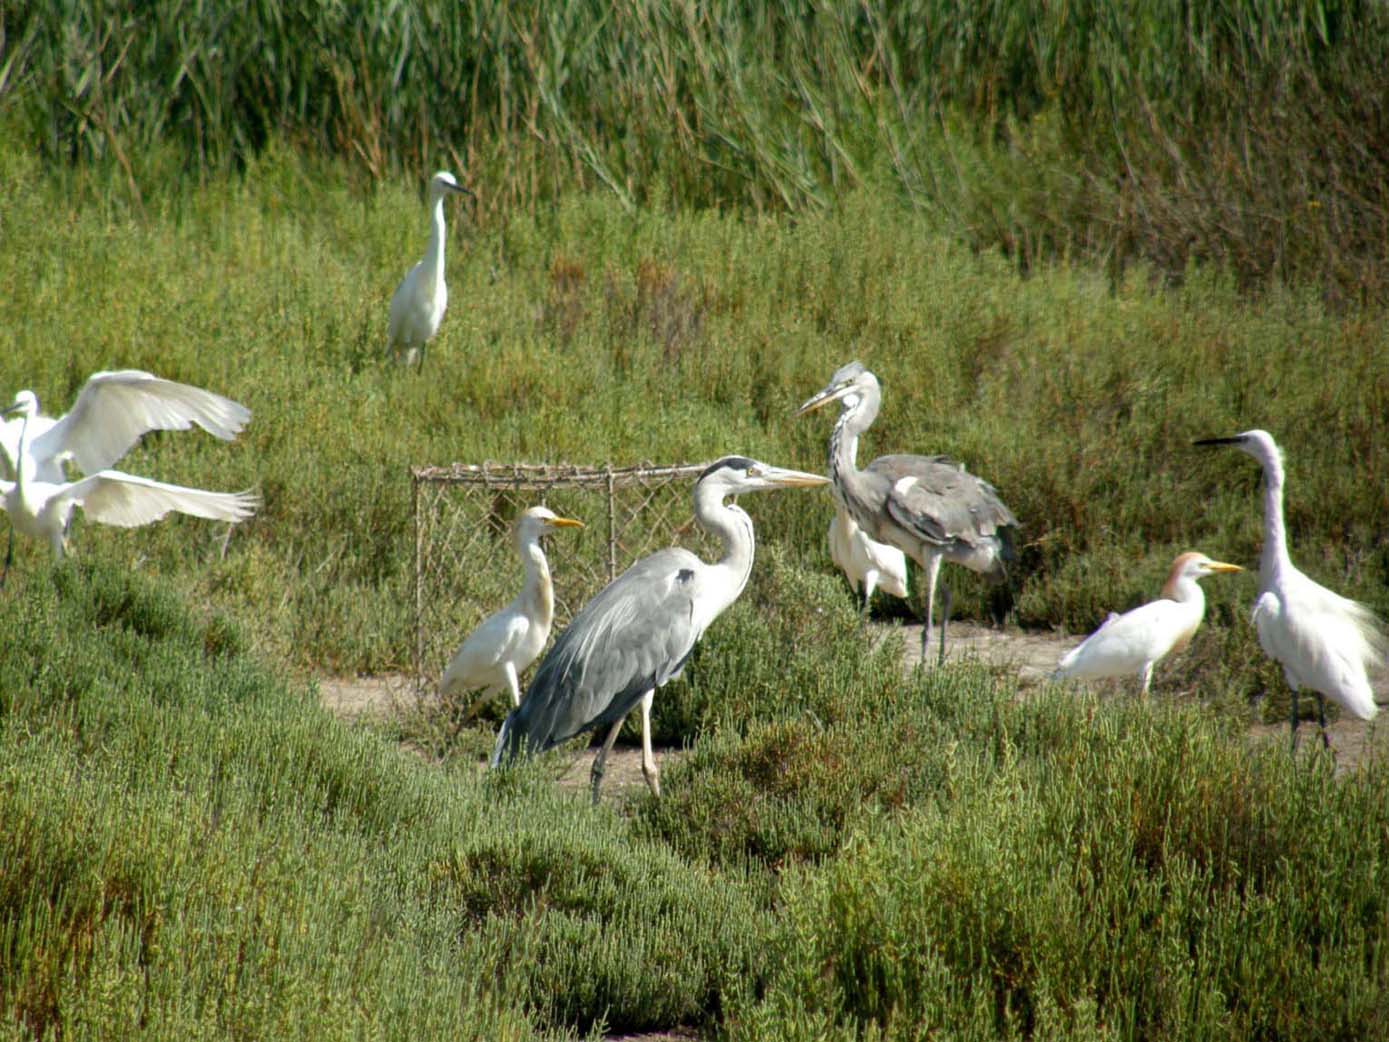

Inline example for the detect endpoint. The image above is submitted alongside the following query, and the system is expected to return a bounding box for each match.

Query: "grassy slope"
[3,144,1389,1038]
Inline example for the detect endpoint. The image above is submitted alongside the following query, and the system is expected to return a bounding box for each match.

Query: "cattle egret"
[387,170,473,366]
[1,370,250,485]
[438,506,584,715]
[1053,552,1243,694]
[798,361,1019,665]
[492,456,829,804]
[1196,429,1387,746]
[828,505,909,620]
[1,392,258,581]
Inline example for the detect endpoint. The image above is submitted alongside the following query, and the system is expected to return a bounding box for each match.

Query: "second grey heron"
[1052,551,1242,694]
[491,455,829,804]
[439,506,584,713]
[1196,429,1386,746]
[387,170,473,367]
[797,361,1020,665]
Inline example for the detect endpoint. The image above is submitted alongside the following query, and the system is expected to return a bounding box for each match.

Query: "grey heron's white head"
[429,170,474,202]
[1193,429,1283,473]
[794,361,880,418]
[697,456,829,498]
[514,505,584,547]
[2,390,38,420]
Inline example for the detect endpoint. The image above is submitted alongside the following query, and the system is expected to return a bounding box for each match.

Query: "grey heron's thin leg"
[1289,687,1301,752]
[920,552,943,665]
[637,690,661,799]
[937,583,953,667]
[590,716,626,806]
[0,524,12,589]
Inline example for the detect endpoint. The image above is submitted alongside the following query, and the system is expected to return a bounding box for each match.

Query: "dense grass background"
[4,5,1389,1038]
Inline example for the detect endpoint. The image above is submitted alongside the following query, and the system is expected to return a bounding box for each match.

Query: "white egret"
[438,506,584,714]
[1,392,258,580]
[827,505,909,620]
[798,362,1019,665]
[492,456,829,804]
[387,170,473,366]
[1052,552,1243,694]
[1196,429,1387,746]
[0,370,250,484]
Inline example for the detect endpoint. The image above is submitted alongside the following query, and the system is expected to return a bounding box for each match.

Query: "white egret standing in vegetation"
[0,370,250,484]
[387,170,473,367]
[797,362,1019,666]
[439,506,584,714]
[1196,430,1386,746]
[828,505,909,620]
[492,457,829,804]
[1053,552,1243,694]
[1,392,258,582]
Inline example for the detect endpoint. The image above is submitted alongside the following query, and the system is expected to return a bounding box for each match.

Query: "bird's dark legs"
[1289,688,1301,751]
[591,715,626,806]
[938,584,953,667]
[0,525,11,589]
[1317,694,1330,749]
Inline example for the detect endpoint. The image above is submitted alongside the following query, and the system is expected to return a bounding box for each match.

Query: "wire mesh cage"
[410,460,720,686]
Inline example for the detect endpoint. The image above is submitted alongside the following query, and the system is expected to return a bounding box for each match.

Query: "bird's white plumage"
[1,373,250,484]
[387,170,471,366]
[438,506,583,709]
[827,507,909,605]
[1053,552,1241,694]
[1196,428,1386,733]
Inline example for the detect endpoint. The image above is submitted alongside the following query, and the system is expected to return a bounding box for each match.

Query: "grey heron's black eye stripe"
[699,455,757,481]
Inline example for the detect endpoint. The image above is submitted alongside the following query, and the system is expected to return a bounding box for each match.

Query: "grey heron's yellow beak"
[794,383,851,417]
[754,464,830,489]
[1204,560,1243,575]
[547,516,584,530]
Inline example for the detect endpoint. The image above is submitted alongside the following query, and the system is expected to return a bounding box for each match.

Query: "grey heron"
[1,369,250,485]
[439,506,584,714]
[1196,430,1386,746]
[827,505,909,621]
[387,171,473,366]
[1,392,258,581]
[491,456,829,804]
[1052,552,1243,694]
[797,361,1019,665]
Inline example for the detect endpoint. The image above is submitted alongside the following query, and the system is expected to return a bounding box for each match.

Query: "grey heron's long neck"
[421,196,449,285]
[1259,453,1292,584]
[516,534,555,630]
[827,394,877,522]
[694,483,757,608]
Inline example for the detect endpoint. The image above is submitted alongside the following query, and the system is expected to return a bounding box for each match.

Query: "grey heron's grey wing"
[871,454,1019,548]
[509,548,705,754]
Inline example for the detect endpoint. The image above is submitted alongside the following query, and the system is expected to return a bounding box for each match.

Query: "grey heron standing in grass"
[387,171,473,367]
[797,361,1019,666]
[439,506,584,714]
[491,456,829,804]
[1,392,258,583]
[828,505,909,621]
[1195,429,1386,747]
[1052,551,1243,694]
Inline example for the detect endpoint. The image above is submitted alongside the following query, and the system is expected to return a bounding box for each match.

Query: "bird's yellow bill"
[1207,561,1243,574]
[762,467,830,488]
[549,517,584,529]
[794,387,843,417]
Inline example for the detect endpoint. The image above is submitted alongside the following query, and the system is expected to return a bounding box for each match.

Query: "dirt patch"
[316,673,418,719]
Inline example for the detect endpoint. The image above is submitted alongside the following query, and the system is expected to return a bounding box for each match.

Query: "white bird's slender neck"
[421,195,449,284]
[694,482,757,612]
[11,408,32,491]
[516,532,555,630]
[1159,571,1206,607]
[1257,450,1292,583]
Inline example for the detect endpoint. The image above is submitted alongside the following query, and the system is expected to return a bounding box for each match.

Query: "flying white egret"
[797,361,1019,665]
[438,506,584,715]
[1196,429,1387,746]
[1053,552,1243,694]
[0,370,250,484]
[827,505,909,621]
[387,170,473,367]
[1,392,258,580]
[491,456,829,804]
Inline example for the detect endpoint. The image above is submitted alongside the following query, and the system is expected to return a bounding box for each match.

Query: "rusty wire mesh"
[411,460,719,686]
